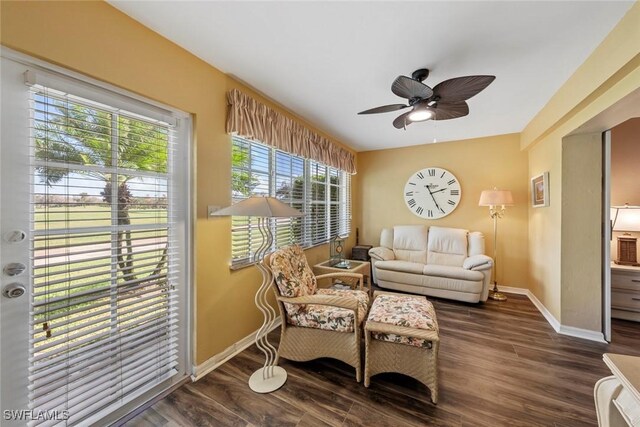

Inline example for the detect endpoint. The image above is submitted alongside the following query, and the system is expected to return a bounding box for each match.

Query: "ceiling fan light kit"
[408,108,433,122]
[358,68,495,129]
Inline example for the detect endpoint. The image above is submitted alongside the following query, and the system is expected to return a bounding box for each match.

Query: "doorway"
[604,118,640,342]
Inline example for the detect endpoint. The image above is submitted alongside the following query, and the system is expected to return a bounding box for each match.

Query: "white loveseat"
[369,225,493,303]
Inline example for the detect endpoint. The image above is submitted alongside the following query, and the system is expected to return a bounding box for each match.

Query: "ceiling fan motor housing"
[411,68,430,82]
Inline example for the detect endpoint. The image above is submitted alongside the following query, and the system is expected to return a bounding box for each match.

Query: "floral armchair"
[267,245,370,382]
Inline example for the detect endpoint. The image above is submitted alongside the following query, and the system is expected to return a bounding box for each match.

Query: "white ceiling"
[109,1,633,152]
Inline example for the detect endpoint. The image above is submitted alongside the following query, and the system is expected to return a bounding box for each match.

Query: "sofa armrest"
[369,247,395,261]
[463,254,493,271]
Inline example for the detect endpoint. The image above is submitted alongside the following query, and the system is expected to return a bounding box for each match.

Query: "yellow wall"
[0,0,358,364]
[358,134,529,288]
[561,133,602,330]
[525,3,640,331]
[611,118,640,206]
[521,4,639,150]
[527,137,562,319]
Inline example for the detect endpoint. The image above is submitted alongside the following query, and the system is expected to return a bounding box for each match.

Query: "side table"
[611,263,640,322]
[313,259,371,295]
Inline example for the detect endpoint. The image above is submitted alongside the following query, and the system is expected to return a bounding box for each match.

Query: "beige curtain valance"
[226,89,356,174]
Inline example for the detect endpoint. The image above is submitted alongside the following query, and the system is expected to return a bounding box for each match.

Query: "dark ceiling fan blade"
[391,76,434,100]
[432,101,469,120]
[358,104,409,115]
[393,111,413,129]
[432,75,495,102]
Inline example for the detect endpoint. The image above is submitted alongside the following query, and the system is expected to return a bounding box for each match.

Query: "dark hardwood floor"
[124,293,640,427]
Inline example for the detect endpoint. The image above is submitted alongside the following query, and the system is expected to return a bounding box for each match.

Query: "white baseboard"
[191,318,282,381]
[557,324,606,343]
[498,285,529,296]
[500,286,606,343]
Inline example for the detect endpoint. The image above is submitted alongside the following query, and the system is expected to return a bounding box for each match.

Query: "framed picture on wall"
[531,172,550,208]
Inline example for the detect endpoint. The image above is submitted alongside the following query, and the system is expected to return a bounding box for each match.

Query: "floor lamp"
[478,189,514,301]
[212,196,302,393]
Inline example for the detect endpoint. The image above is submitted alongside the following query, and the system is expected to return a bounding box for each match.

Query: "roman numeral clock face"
[404,168,462,219]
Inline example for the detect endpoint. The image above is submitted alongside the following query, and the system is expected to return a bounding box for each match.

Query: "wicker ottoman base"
[364,291,440,404]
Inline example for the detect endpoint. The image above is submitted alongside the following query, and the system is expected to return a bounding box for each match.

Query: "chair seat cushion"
[367,293,438,348]
[286,288,369,333]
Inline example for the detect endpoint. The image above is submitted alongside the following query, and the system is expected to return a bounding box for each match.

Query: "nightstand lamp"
[612,204,640,266]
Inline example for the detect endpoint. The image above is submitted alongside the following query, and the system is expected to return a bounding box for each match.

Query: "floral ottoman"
[364,290,440,404]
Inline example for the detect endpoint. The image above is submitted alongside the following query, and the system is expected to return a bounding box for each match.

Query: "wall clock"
[404,167,461,219]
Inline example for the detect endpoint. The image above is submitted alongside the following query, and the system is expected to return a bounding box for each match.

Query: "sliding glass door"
[1,54,191,426]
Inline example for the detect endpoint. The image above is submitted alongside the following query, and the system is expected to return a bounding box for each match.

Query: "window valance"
[226,89,356,174]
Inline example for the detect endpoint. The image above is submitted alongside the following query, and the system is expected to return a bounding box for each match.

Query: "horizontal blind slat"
[31,300,177,345]
[31,343,178,407]
[29,320,179,370]
[31,294,175,334]
[30,308,178,353]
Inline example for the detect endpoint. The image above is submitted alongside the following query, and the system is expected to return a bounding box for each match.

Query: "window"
[27,81,187,425]
[231,136,351,267]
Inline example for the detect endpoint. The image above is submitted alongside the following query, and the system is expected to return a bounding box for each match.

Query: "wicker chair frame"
[265,252,366,382]
[364,290,440,403]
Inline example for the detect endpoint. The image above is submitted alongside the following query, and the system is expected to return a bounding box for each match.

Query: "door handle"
[3,262,26,276]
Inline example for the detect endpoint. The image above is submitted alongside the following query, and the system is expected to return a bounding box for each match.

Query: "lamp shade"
[612,205,640,232]
[478,189,514,207]
[211,196,303,218]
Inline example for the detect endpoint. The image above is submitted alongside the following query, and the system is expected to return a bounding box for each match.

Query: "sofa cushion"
[423,264,484,282]
[427,226,468,267]
[393,225,428,264]
[375,260,425,275]
[376,268,484,294]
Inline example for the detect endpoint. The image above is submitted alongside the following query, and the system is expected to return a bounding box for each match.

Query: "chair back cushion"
[270,245,317,314]
[427,226,468,267]
[392,225,428,264]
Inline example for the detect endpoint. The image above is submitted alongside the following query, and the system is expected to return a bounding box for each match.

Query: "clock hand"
[430,188,447,194]
[427,186,445,213]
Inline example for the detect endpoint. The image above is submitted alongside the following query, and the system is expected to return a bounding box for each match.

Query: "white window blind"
[28,85,181,426]
[231,136,351,267]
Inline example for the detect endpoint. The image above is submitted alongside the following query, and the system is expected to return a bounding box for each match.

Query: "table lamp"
[612,204,640,266]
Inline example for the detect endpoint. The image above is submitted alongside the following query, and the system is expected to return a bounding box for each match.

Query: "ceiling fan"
[358,69,495,129]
